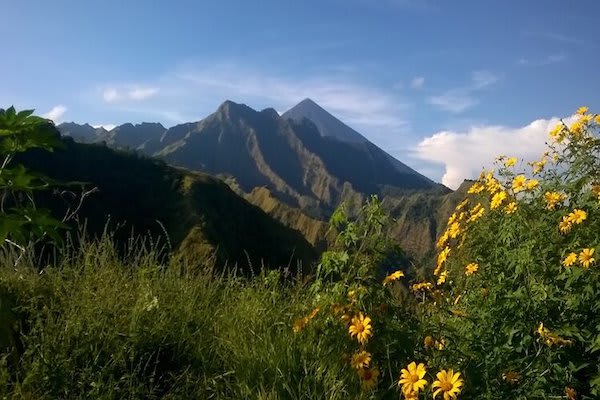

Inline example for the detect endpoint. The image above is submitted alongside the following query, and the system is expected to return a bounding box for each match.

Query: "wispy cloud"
[43,104,67,122]
[93,62,413,143]
[526,31,586,46]
[428,70,499,113]
[517,53,567,66]
[102,86,159,103]
[410,76,425,89]
[414,114,577,189]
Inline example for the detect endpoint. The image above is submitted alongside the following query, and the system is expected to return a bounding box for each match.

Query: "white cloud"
[102,86,159,103]
[428,70,498,113]
[43,105,67,122]
[414,115,576,189]
[517,53,567,66]
[410,76,425,88]
[92,124,116,131]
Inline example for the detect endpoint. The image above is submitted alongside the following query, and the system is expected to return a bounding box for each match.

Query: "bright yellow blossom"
[437,270,447,285]
[576,106,589,115]
[467,182,485,194]
[526,179,539,190]
[563,252,578,268]
[544,191,565,210]
[411,282,433,292]
[549,123,565,142]
[468,203,485,222]
[437,246,451,269]
[559,216,572,234]
[512,175,527,193]
[504,202,517,214]
[595,115,600,125]
[351,351,372,369]
[505,157,517,167]
[383,270,405,285]
[568,209,587,224]
[490,191,507,209]
[465,262,479,276]
[432,369,464,400]
[349,313,373,344]
[579,248,595,268]
[399,362,428,394]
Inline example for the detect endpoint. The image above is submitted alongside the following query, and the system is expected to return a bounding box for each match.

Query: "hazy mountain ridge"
[57,99,457,261]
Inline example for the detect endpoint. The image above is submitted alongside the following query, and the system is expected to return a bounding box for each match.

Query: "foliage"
[425,107,600,399]
[0,106,66,248]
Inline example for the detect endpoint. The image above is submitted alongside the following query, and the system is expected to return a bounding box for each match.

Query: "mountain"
[18,134,316,270]
[58,122,167,152]
[282,98,368,143]
[58,122,110,143]
[282,98,425,176]
[56,100,454,261]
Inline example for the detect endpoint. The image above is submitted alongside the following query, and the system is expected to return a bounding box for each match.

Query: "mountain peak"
[282,99,367,144]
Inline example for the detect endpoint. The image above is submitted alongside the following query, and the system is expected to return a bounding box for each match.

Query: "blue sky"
[2,0,599,187]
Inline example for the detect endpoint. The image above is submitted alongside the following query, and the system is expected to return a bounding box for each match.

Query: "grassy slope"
[18,137,316,270]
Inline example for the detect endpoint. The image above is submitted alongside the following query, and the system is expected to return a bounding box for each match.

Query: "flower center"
[441,381,453,391]
[355,322,364,332]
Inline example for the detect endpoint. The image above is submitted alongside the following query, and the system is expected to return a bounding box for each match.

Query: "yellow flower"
[568,209,587,224]
[502,370,520,384]
[436,231,450,249]
[293,317,309,333]
[424,336,435,348]
[465,262,479,276]
[437,270,447,285]
[512,175,527,193]
[563,252,578,268]
[308,307,320,319]
[412,282,434,292]
[486,175,501,194]
[432,369,464,400]
[579,248,595,268]
[592,184,600,200]
[401,386,419,400]
[455,198,469,211]
[549,123,564,141]
[490,191,507,209]
[351,351,372,369]
[544,191,565,210]
[504,202,517,214]
[505,157,517,167]
[559,216,572,234]
[383,270,405,285]
[595,115,600,125]
[437,246,451,268]
[468,203,485,222]
[467,182,484,194]
[576,106,588,115]
[531,158,547,174]
[565,386,577,400]
[526,179,539,190]
[570,119,585,136]
[349,313,373,344]
[398,362,428,394]
[357,366,379,391]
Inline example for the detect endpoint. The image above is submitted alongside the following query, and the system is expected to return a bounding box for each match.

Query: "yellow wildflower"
[559,216,572,234]
[383,270,405,285]
[490,191,507,209]
[502,371,520,384]
[437,246,451,268]
[512,175,527,193]
[351,351,372,369]
[531,158,547,174]
[465,262,479,276]
[349,313,373,344]
[455,198,469,211]
[411,282,433,292]
[549,123,564,141]
[467,182,485,194]
[468,203,485,222]
[576,106,588,115]
[504,202,517,214]
[293,317,309,333]
[358,366,379,391]
[437,270,447,285]
[562,252,578,268]
[424,336,435,348]
[526,179,539,190]
[595,115,600,125]
[579,248,595,268]
[505,157,517,167]
[399,362,428,394]
[544,191,565,210]
[568,209,587,224]
[447,222,461,239]
[565,386,577,400]
[486,175,501,194]
[432,369,464,400]
[436,231,449,249]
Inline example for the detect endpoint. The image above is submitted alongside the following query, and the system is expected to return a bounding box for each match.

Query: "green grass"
[0,236,356,399]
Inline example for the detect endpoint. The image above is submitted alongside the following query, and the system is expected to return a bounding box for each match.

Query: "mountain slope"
[19,135,316,269]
